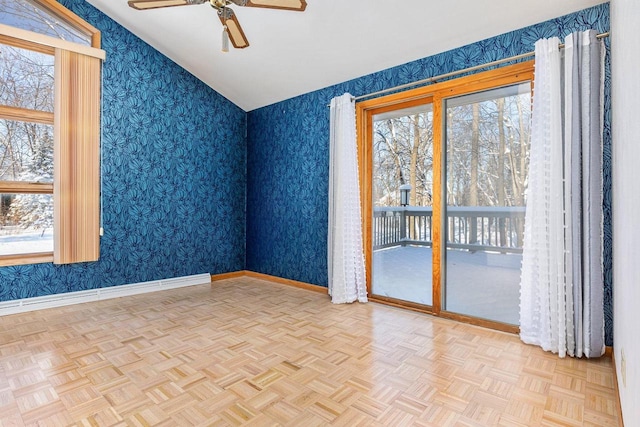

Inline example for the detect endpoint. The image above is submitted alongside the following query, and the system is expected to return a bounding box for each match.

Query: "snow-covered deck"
[372,245,521,325]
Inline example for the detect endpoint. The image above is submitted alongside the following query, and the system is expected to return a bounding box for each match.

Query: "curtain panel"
[328,93,367,304]
[520,30,605,358]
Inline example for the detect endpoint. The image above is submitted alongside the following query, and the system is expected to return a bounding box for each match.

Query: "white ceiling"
[86,0,606,111]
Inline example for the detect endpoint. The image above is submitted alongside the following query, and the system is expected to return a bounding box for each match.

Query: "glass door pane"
[371,103,434,305]
[443,83,531,324]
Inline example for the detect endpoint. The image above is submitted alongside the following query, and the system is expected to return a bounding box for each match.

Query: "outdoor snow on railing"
[373,206,526,253]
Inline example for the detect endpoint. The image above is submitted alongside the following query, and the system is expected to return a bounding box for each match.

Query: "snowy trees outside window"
[7,127,54,233]
[0,41,55,255]
[373,105,434,208]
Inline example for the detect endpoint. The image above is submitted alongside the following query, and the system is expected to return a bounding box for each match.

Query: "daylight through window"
[0,41,55,257]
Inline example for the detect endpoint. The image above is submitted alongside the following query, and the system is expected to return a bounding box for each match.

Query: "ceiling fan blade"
[128,0,206,10]
[234,0,307,12]
[218,8,249,49]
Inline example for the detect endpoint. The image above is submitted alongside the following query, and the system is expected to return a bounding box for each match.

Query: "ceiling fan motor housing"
[211,0,248,10]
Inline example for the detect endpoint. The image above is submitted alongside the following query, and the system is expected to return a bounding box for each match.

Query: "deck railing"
[373,206,526,253]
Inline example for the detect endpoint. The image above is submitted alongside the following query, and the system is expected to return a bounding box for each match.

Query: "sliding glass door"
[443,83,532,324]
[371,102,434,306]
[359,62,534,331]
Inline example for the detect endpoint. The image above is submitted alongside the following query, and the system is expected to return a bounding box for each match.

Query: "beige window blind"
[54,49,101,264]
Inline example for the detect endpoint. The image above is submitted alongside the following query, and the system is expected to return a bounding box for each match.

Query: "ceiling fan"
[127,0,307,51]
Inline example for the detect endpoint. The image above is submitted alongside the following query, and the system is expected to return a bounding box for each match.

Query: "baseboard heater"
[0,273,211,316]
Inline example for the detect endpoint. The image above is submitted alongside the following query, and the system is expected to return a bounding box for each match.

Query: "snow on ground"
[373,245,522,325]
[0,229,53,256]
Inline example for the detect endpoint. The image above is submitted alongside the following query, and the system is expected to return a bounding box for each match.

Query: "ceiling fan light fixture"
[130,0,305,50]
[222,25,230,52]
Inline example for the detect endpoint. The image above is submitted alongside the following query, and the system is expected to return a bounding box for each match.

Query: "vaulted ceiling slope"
[87,0,606,111]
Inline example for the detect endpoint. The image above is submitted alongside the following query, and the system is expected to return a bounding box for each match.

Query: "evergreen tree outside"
[8,127,53,234]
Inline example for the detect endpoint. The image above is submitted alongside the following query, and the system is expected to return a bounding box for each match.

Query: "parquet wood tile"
[0,277,621,426]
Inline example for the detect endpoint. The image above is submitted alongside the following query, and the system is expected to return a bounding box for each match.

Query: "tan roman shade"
[54,49,101,264]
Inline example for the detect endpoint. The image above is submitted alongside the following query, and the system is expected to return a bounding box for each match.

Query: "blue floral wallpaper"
[246,4,613,345]
[0,0,246,297]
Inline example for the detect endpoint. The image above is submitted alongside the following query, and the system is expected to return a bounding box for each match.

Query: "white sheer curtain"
[520,30,605,358]
[328,93,367,304]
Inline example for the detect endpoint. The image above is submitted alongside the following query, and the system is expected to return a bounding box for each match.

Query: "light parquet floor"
[0,277,620,426]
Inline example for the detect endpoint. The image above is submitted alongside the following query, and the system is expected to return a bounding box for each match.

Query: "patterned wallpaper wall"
[246,4,613,345]
[0,0,247,298]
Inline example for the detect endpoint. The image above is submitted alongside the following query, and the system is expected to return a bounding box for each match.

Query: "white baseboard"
[0,273,211,316]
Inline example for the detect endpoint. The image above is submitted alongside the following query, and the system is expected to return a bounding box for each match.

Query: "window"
[0,0,104,266]
[0,42,55,261]
[0,0,99,47]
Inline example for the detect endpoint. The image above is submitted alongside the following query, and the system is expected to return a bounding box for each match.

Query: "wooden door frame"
[356,61,534,334]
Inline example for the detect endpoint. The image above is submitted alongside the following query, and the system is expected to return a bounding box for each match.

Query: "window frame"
[0,1,104,267]
[1,0,101,49]
[33,0,102,48]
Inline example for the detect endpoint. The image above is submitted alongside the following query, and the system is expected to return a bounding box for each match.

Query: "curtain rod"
[341,31,609,104]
